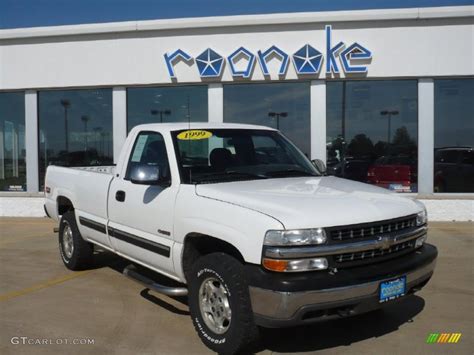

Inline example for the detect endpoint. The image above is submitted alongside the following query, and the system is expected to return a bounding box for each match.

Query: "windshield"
[172,129,319,184]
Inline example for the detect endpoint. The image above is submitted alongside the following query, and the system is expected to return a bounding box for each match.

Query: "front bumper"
[247,243,437,327]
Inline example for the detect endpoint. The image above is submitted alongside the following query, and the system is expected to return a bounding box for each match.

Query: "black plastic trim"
[246,243,437,293]
[79,216,107,234]
[108,227,170,258]
[43,204,51,218]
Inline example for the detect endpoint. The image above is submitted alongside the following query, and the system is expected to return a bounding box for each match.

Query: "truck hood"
[195,176,422,229]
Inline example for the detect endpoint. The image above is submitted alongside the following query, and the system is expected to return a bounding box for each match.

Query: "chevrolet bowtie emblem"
[377,236,392,250]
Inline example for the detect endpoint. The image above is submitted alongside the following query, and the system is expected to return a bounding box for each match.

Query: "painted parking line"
[0,270,93,302]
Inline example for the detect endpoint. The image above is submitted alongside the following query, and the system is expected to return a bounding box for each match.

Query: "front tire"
[59,211,93,270]
[188,253,259,354]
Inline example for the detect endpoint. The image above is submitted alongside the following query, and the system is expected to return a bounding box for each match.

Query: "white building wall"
[1,8,473,90]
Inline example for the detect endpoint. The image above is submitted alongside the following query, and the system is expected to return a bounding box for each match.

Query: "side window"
[125,132,170,180]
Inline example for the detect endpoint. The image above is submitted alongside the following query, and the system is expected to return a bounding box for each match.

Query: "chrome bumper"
[249,258,436,321]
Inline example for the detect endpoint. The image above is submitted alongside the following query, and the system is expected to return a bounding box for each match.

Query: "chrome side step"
[123,264,188,297]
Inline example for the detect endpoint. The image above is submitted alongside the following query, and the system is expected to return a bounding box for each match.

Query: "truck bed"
[44,165,115,223]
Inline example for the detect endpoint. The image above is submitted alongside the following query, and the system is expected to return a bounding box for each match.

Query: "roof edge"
[0,5,473,40]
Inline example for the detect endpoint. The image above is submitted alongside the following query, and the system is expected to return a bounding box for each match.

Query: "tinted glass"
[0,92,26,191]
[172,129,318,184]
[127,86,208,132]
[327,81,418,193]
[434,79,474,192]
[38,89,113,189]
[223,82,311,157]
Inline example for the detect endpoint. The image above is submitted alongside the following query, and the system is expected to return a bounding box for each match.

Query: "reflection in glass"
[434,79,474,192]
[38,89,113,189]
[326,81,418,193]
[223,82,311,157]
[127,86,208,132]
[0,92,26,191]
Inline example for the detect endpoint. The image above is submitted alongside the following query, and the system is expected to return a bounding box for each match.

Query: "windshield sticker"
[177,130,213,140]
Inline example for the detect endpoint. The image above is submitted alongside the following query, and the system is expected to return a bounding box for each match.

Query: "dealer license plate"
[379,276,406,303]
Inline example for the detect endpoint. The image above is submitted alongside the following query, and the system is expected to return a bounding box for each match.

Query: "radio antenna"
[186,93,192,183]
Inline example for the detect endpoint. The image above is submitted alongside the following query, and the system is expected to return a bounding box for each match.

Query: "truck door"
[107,131,177,277]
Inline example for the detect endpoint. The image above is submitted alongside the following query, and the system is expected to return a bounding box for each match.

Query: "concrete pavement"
[0,218,472,354]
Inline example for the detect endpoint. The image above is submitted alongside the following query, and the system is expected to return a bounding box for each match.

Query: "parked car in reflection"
[367,155,417,193]
[434,147,474,192]
[48,149,113,167]
[327,158,372,183]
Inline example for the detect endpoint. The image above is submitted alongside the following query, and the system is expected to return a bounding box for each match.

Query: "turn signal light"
[262,259,288,272]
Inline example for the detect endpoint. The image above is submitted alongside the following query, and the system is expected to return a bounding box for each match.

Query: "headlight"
[264,228,327,246]
[416,208,428,226]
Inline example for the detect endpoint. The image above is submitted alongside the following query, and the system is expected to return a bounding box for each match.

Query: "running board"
[123,264,188,297]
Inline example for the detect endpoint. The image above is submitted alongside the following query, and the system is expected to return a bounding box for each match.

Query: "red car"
[367,156,417,192]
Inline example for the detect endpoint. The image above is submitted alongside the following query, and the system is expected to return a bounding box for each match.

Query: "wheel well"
[57,196,74,216]
[182,234,245,280]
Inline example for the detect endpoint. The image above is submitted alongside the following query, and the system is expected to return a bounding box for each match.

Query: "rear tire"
[188,253,259,355]
[58,211,93,270]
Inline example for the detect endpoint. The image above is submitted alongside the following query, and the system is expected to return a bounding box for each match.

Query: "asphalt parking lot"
[0,218,472,354]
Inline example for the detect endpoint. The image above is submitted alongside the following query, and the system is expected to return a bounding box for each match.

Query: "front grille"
[334,240,415,264]
[328,215,417,242]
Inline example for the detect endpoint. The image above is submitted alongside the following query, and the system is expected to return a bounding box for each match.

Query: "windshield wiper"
[265,169,318,178]
[193,171,267,183]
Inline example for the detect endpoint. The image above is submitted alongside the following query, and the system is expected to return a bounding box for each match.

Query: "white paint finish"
[25,90,39,192]
[310,80,326,162]
[208,84,223,123]
[1,16,472,90]
[44,165,114,223]
[2,195,472,221]
[0,6,472,40]
[418,79,435,195]
[113,87,127,163]
[173,184,284,267]
[195,176,426,230]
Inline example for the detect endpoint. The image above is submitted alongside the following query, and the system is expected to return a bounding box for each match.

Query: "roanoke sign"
[164,25,372,79]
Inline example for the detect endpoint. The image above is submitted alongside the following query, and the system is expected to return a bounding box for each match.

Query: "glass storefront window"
[327,80,418,193]
[127,86,208,132]
[434,79,474,192]
[223,82,311,157]
[38,89,113,189]
[0,92,26,191]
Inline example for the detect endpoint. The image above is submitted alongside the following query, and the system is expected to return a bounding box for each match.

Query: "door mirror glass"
[129,164,161,185]
[312,159,327,175]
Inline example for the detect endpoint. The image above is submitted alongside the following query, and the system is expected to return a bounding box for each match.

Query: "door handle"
[115,190,126,202]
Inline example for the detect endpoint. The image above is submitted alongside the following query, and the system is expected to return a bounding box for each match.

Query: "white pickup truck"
[45,123,437,354]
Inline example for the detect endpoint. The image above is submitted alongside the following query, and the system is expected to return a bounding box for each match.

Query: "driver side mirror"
[311,159,327,175]
[129,164,163,185]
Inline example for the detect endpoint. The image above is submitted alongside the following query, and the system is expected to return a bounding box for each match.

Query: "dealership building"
[0,5,473,219]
